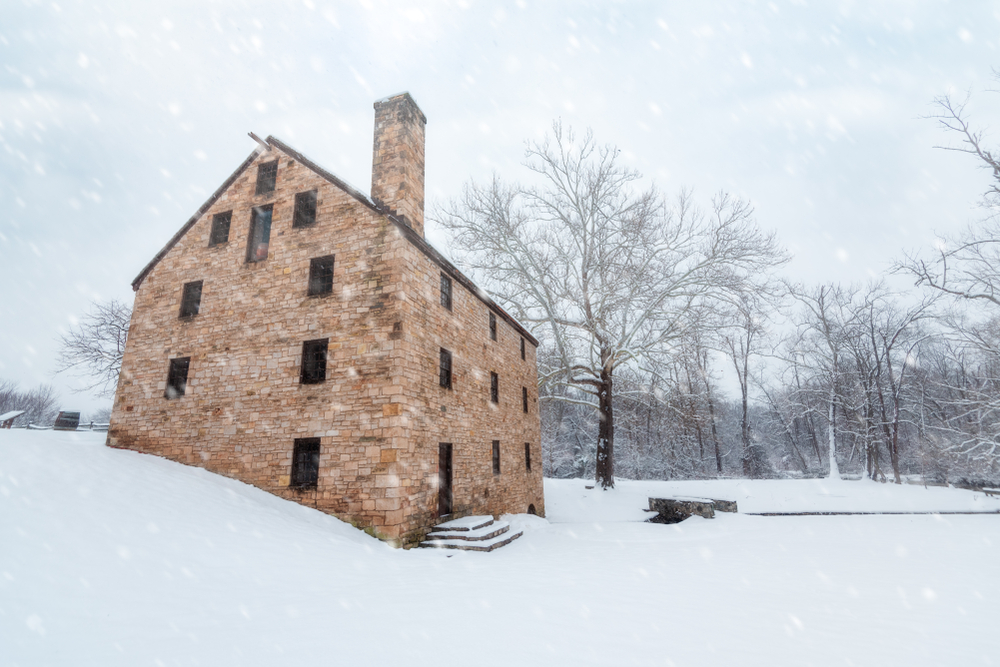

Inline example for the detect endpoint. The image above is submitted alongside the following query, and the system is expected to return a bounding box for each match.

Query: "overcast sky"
[3,0,999,415]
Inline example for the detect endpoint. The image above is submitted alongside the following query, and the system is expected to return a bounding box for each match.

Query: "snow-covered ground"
[2,430,998,666]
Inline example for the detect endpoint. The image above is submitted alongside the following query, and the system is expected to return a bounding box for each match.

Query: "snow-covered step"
[420,528,523,552]
[432,515,495,532]
[424,520,511,542]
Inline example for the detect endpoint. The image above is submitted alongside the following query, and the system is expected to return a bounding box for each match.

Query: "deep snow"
[2,430,998,666]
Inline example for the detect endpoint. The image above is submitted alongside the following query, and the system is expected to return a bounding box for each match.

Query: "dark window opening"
[179,280,203,318]
[525,442,532,471]
[489,312,497,341]
[520,337,526,360]
[308,255,335,296]
[438,443,453,516]
[522,386,529,413]
[492,440,501,476]
[490,372,499,404]
[440,273,452,310]
[300,338,328,384]
[439,348,452,389]
[291,438,321,488]
[255,160,278,195]
[165,357,190,399]
[293,190,318,228]
[528,503,537,515]
[209,211,232,246]
[247,205,273,262]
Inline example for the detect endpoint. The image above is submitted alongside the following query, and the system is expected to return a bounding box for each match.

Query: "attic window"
[255,160,278,195]
[308,255,335,296]
[439,348,452,389]
[300,339,328,384]
[247,205,273,262]
[490,372,499,404]
[492,440,501,476]
[209,211,232,246]
[440,273,452,310]
[489,312,497,341]
[293,190,318,228]
[291,438,321,489]
[179,280,203,318]
[165,357,190,399]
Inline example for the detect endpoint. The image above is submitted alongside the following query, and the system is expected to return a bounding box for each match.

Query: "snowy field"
[2,430,998,666]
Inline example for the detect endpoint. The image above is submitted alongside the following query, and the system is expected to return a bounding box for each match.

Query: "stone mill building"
[108,93,545,546]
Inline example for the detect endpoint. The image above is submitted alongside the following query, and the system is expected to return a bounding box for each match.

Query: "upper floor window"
[522,386,529,413]
[492,440,501,476]
[255,160,278,195]
[209,211,232,246]
[489,312,497,341]
[247,205,273,262]
[165,357,190,399]
[293,190,318,228]
[179,280,203,318]
[291,438,321,489]
[520,337,526,360]
[490,372,499,404]
[308,255,335,296]
[440,273,452,310]
[439,348,452,389]
[300,339,328,384]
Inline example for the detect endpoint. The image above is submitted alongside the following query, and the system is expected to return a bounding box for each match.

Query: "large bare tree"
[54,299,132,397]
[436,122,784,488]
[899,76,1000,470]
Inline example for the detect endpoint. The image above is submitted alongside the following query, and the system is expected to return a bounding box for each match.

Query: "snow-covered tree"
[436,122,785,488]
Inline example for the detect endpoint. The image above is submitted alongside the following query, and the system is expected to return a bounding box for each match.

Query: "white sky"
[2,0,999,414]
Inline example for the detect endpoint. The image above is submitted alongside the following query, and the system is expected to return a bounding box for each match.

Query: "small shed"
[53,411,82,431]
[0,410,26,429]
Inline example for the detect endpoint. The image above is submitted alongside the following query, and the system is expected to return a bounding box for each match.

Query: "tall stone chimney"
[371,92,426,236]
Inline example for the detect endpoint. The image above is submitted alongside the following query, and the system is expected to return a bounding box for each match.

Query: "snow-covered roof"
[0,410,26,421]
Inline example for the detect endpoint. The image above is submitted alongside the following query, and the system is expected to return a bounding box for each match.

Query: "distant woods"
[0,379,59,427]
[441,78,1000,486]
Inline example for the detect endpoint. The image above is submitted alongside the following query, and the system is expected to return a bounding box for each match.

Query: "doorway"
[438,443,453,517]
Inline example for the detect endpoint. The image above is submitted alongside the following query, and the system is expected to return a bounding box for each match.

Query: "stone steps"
[419,515,523,552]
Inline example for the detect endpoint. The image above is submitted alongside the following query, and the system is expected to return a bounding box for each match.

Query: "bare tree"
[897,75,1000,473]
[784,283,868,480]
[54,299,132,397]
[0,379,60,427]
[436,122,785,488]
[718,287,783,478]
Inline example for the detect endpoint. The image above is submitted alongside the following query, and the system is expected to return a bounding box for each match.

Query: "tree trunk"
[828,388,841,479]
[740,387,752,477]
[595,364,615,489]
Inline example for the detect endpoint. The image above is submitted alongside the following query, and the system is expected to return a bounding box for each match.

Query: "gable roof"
[131,136,539,348]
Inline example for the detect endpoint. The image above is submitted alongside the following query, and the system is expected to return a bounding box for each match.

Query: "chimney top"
[371,92,427,236]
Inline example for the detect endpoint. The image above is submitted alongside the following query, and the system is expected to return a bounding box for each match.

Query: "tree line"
[437,77,1000,488]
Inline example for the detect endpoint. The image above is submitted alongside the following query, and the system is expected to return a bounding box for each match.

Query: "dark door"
[438,443,453,517]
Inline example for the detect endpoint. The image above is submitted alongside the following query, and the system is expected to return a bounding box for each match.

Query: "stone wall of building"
[109,137,543,546]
